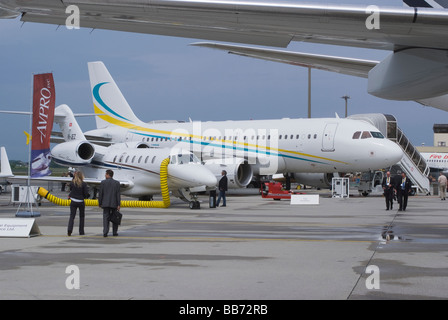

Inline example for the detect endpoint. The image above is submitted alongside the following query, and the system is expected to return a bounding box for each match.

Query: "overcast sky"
[0,0,447,161]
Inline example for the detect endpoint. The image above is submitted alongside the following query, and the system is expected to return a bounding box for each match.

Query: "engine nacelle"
[110,141,151,149]
[291,172,334,189]
[368,48,448,101]
[51,140,95,166]
[203,158,253,188]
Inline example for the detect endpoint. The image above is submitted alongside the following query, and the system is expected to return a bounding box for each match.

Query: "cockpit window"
[353,131,384,139]
[371,131,384,139]
[170,152,200,165]
[361,131,372,139]
[352,131,361,139]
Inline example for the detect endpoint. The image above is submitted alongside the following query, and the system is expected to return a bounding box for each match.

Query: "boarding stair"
[349,114,430,195]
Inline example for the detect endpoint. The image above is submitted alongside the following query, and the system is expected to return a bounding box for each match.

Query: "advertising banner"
[31,73,55,177]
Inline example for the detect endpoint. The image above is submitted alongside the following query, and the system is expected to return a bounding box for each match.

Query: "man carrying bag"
[98,169,121,237]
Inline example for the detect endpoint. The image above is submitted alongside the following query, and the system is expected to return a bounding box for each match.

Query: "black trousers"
[68,201,85,234]
[397,190,408,211]
[384,189,394,210]
[102,207,119,236]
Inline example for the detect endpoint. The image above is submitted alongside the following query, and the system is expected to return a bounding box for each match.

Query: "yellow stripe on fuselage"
[94,104,349,165]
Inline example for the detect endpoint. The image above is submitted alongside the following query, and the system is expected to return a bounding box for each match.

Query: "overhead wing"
[191,42,378,78]
[2,1,448,50]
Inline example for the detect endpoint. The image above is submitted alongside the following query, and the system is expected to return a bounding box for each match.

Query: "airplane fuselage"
[85,116,404,176]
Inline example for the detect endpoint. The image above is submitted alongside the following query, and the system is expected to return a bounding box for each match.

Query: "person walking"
[396,172,412,212]
[438,172,447,200]
[67,171,90,236]
[382,171,395,211]
[216,170,228,207]
[98,169,121,237]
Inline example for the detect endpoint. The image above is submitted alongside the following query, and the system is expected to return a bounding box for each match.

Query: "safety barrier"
[37,157,171,208]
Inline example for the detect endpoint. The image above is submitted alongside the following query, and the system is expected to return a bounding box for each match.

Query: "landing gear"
[174,188,203,209]
[189,201,200,209]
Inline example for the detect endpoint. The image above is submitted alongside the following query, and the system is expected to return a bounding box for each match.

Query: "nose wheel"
[189,201,200,209]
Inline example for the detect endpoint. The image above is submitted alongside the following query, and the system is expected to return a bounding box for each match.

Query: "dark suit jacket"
[98,178,121,208]
[396,176,412,194]
[218,175,228,191]
[382,176,394,192]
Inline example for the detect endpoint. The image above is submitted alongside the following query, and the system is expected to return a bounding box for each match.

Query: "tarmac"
[0,187,448,300]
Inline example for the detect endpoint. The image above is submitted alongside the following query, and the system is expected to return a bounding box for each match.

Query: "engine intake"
[203,158,253,188]
[51,140,95,166]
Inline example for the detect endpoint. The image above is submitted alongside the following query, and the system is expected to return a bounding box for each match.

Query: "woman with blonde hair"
[67,171,90,236]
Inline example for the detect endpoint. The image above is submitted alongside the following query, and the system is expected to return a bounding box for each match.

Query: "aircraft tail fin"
[0,147,13,177]
[404,0,448,8]
[88,61,141,129]
[54,104,87,141]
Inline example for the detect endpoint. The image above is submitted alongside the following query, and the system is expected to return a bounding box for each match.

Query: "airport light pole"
[341,95,350,118]
[308,67,312,118]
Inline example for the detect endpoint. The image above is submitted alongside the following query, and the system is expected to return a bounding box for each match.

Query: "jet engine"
[51,140,95,166]
[203,158,253,188]
[111,141,151,149]
[368,48,448,100]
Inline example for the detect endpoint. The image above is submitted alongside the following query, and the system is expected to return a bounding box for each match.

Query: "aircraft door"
[322,123,338,152]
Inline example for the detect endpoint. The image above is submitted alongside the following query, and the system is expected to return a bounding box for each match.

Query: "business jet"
[79,61,403,188]
[2,1,448,110]
[20,104,217,208]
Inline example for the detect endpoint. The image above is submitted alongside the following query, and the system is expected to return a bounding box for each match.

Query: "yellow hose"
[37,157,171,208]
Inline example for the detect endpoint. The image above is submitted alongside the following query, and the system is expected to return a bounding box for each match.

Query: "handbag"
[109,210,123,225]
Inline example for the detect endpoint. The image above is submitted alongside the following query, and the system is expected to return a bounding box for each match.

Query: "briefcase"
[109,210,123,225]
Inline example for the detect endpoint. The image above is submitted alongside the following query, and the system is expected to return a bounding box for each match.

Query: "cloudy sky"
[0,0,447,161]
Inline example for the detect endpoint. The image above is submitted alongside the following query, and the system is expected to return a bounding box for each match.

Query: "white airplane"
[2,1,448,110]
[0,146,13,178]
[79,61,403,188]
[12,104,217,208]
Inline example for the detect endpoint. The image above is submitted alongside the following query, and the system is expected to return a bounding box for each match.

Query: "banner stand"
[0,218,41,237]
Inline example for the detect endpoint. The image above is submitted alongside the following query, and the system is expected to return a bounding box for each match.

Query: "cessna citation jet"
[2,1,448,110]
[25,104,217,207]
[79,61,403,188]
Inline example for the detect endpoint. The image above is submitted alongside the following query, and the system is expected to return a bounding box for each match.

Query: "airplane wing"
[8,175,133,188]
[191,42,379,78]
[2,1,448,50]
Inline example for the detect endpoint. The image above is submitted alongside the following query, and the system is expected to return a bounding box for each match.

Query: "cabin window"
[119,155,124,163]
[314,134,317,139]
[125,156,130,163]
[132,156,136,163]
[152,156,156,164]
[145,156,149,164]
[138,156,142,164]
[308,134,311,139]
[113,156,117,163]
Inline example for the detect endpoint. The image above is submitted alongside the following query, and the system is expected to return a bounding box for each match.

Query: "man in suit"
[382,171,395,211]
[98,169,121,237]
[216,170,228,207]
[396,172,412,212]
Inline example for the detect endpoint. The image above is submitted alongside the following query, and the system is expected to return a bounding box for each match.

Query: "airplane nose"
[168,164,217,187]
[385,141,404,165]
